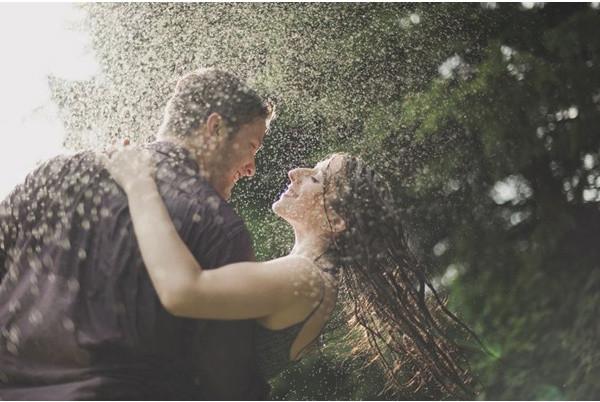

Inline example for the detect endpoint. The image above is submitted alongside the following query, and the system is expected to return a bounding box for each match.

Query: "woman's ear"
[330,216,346,233]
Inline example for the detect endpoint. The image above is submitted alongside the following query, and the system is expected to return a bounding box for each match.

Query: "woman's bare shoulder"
[264,254,317,270]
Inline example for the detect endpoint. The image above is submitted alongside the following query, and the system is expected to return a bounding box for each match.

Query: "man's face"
[206,117,267,200]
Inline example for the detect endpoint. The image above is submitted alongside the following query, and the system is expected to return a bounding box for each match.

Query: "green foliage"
[52,3,600,399]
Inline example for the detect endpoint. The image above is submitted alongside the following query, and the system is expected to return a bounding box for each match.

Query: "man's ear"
[205,112,223,138]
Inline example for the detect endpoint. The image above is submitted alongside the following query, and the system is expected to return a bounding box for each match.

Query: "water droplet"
[8,327,20,343]
[29,257,42,272]
[7,342,18,355]
[8,300,21,313]
[60,238,72,250]
[29,309,42,325]
[568,106,578,119]
[62,318,75,332]
[68,278,80,292]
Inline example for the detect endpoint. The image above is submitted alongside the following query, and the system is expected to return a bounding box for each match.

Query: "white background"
[0,3,99,199]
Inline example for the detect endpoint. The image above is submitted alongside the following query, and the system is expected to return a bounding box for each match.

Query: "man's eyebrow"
[258,134,267,148]
[251,139,263,149]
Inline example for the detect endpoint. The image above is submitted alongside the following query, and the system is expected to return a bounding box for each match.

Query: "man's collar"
[149,140,201,174]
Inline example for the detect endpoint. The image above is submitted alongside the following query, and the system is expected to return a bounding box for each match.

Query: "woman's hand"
[99,145,156,193]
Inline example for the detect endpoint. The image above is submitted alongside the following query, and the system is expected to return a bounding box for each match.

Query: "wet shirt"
[0,141,268,400]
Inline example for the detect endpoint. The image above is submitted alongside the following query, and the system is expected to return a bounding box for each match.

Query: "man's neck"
[158,134,212,177]
[158,133,192,151]
[160,134,201,160]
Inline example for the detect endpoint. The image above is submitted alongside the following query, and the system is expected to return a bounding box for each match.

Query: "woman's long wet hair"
[319,153,479,398]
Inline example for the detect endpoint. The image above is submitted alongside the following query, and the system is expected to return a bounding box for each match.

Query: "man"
[0,68,274,399]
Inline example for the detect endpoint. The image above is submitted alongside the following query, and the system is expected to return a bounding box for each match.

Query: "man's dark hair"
[159,68,274,138]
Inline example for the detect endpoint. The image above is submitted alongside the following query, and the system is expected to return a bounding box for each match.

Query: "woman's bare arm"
[101,147,314,320]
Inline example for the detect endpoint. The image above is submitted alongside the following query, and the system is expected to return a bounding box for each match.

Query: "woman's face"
[273,154,345,230]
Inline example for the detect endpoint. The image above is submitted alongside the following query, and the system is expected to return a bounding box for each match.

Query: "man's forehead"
[255,119,268,144]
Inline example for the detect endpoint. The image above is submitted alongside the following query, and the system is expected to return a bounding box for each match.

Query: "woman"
[102,148,476,397]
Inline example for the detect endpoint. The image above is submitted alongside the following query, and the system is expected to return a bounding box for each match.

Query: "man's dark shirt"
[0,141,268,400]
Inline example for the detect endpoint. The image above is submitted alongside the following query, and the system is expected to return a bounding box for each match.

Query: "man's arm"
[0,156,72,283]
[0,162,40,282]
[0,159,55,281]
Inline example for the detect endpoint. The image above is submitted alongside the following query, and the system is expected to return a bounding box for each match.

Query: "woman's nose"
[288,168,299,181]
[288,168,309,181]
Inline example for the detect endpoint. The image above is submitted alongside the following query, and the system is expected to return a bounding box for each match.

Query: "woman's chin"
[272,199,294,222]
[272,199,285,216]
[271,201,280,214]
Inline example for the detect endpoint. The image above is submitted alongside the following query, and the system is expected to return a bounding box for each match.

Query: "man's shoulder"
[22,151,81,176]
[6,151,101,201]
[158,182,253,266]
[162,182,247,238]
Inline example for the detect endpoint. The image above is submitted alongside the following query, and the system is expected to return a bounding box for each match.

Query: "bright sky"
[0,3,99,199]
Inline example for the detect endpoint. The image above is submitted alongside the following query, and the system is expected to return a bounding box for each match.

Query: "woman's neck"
[290,225,329,261]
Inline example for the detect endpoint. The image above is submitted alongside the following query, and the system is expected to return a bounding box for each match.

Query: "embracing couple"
[0,69,472,400]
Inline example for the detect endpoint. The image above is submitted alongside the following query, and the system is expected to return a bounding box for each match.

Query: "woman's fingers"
[98,144,156,190]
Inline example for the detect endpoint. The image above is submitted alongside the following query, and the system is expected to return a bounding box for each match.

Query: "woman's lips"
[283,187,298,198]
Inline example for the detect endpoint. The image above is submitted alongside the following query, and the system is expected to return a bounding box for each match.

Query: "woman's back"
[255,258,337,379]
